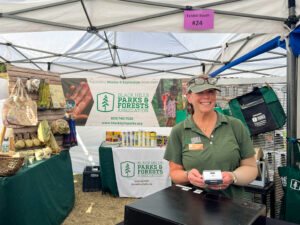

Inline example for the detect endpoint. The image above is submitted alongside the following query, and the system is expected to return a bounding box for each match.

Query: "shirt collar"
[184,111,228,130]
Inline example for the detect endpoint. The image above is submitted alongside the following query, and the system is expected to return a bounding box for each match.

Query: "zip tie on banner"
[220,42,228,64]
[286,137,300,143]
[281,24,293,55]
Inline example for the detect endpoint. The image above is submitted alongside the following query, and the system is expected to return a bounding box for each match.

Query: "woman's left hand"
[207,171,233,191]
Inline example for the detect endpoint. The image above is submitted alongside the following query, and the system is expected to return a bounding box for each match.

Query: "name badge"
[188,144,204,150]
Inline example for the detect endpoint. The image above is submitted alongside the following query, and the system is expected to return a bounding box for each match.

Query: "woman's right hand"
[187,169,207,188]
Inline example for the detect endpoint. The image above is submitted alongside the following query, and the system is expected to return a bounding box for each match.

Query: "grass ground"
[62,174,136,225]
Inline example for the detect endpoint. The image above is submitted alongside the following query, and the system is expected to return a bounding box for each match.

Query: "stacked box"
[82,166,102,192]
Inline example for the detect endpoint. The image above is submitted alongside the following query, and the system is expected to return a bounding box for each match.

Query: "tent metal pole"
[10,45,43,70]
[226,68,279,77]
[207,33,262,74]
[95,0,238,30]
[94,31,127,78]
[269,51,286,56]
[124,0,285,22]
[126,64,194,76]
[212,9,285,22]
[2,41,109,57]
[246,56,285,62]
[113,32,117,65]
[7,42,113,66]
[0,55,9,63]
[5,0,80,15]
[221,65,286,74]
[80,0,93,28]
[12,56,57,63]
[118,33,263,57]
[52,63,119,77]
[286,0,298,167]
[2,14,86,31]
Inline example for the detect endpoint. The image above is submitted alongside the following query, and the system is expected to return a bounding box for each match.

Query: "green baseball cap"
[187,76,221,93]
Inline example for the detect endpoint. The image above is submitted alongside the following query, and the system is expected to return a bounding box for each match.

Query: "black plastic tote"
[229,86,286,136]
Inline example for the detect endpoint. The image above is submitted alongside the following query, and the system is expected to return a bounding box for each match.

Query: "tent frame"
[0,0,298,166]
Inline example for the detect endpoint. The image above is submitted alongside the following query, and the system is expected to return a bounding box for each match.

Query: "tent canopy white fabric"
[0,0,295,79]
[0,31,286,80]
[0,0,298,33]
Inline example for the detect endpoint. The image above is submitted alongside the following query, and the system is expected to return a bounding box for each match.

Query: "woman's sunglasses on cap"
[188,77,218,86]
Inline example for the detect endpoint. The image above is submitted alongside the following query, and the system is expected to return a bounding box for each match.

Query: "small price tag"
[184,10,214,30]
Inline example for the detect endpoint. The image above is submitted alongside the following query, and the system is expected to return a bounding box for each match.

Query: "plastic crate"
[82,166,102,192]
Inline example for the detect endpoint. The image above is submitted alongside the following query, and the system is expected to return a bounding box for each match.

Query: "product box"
[82,166,102,192]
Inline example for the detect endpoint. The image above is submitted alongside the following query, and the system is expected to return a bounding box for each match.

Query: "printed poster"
[61,78,188,127]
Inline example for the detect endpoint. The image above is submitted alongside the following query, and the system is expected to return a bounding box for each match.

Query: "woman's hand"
[188,170,233,190]
[187,169,207,188]
[207,171,233,190]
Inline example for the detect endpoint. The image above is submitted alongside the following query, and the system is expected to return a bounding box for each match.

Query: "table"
[99,145,171,197]
[0,150,75,225]
[124,185,266,225]
[245,182,275,218]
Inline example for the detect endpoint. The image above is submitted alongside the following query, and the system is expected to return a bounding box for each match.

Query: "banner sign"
[61,78,188,127]
[112,147,171,197]
[184,10,214,30]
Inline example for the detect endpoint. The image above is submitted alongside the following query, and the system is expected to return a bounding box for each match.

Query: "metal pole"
[286,0,298,167]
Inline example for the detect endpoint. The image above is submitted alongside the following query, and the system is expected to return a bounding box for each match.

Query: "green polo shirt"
[164,112,255,199]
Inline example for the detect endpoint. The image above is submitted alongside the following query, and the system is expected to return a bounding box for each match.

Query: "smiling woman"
[163,75,258,200]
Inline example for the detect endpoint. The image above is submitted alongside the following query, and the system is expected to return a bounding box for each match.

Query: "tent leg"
[286,0,298,167]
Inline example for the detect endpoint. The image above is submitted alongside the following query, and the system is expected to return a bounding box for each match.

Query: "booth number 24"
[192,20,203,26]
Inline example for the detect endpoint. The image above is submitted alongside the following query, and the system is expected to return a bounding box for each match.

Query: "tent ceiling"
[0,31,286,79]
[0,0,296,79]
[0,0,297,33]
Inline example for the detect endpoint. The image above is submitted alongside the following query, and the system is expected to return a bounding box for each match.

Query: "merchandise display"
[0,64,75,225]
[105,131,168,147]
[2,78,38,127]
[229,85,286,136]
[0,64,73,178]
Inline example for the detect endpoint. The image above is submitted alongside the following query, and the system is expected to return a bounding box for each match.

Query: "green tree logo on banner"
[121,161,135,178]
[97,92,114,112]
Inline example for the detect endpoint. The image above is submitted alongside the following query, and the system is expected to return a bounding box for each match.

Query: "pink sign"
[184,10,214,30]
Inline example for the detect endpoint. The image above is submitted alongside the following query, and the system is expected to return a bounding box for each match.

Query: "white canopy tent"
[0,0,299,171]
[0,0,298,33]
[0,31,287,79]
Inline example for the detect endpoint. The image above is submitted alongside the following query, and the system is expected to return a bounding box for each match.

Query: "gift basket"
[0,154,24,176]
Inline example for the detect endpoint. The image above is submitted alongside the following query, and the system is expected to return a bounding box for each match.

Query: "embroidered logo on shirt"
[191,136,201,144]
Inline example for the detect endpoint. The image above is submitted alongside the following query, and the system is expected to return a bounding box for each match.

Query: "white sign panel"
[112,147,171,197]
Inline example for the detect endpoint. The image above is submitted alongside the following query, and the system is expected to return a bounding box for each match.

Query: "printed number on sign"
[192,20,203,26]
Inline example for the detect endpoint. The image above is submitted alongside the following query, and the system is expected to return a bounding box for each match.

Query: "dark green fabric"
[99,146,119,196]
[278,166,300,224]
[0,151,74,225]
[260,87,286,128]
[278,140,300,224]
[228,98,250,135]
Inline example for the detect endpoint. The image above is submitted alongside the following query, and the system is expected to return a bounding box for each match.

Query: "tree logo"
[97,92,114,112]
[290,179,300,191]
[120,161,135,178]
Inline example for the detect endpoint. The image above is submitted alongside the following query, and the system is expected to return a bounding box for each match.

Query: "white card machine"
[203,170,223,185]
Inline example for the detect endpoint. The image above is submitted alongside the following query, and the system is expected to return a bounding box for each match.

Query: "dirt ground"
[62,174,137,225]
